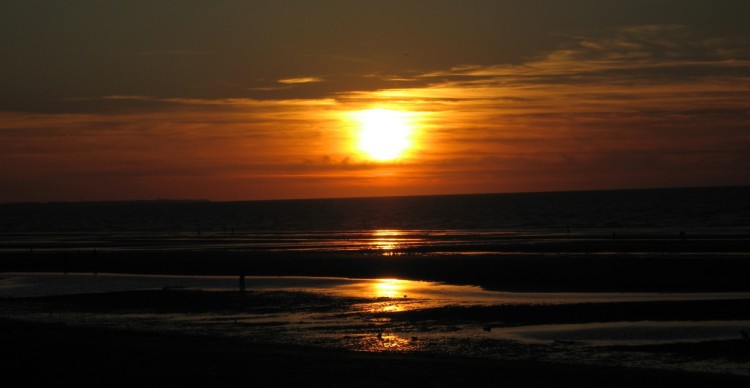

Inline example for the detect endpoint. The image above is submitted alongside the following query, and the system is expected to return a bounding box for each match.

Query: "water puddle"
[3,273,750,376]
[486,320,750,346]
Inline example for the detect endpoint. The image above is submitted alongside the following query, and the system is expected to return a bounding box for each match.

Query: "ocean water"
[1,186,749,254]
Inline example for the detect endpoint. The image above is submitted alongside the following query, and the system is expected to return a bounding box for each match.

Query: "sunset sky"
[2,1,750,201]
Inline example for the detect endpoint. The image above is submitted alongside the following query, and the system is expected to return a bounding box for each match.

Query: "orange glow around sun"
[351,108,416,161]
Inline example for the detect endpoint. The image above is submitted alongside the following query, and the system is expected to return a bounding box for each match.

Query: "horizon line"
[2,184,748,206]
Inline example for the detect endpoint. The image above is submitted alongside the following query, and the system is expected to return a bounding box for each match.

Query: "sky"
[2,0,750,202]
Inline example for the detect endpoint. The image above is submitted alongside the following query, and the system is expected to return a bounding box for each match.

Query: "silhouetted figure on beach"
[741,330,749,340]
[679,231,686,240]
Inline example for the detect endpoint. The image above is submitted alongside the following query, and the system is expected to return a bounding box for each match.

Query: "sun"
[352,108,414,161]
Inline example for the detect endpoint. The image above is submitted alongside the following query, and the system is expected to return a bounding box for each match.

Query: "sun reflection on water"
[373,278,406,298]
[352,279,415,314]
[368,229,404,253]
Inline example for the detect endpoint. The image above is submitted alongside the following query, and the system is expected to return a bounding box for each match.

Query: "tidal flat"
[2,273,750,386]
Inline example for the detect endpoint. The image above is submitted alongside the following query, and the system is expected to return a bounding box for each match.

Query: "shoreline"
[3,249,750,292]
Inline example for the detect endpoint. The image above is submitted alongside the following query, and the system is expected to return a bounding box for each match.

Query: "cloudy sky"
[2,0,749,201]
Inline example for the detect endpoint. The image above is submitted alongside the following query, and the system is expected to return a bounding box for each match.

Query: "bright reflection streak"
[372,230,403,236]
[368,229,404,254]
[373,278,407,299]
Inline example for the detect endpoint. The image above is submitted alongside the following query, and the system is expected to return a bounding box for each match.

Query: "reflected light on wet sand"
[368,229,404,253]
[7,274,750,307]
[373,278,408,299]
[354,333,419,352]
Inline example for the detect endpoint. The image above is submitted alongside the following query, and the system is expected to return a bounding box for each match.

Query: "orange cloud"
[277,77,324,84]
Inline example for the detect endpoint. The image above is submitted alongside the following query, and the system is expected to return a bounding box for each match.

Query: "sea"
[1,186,749,254]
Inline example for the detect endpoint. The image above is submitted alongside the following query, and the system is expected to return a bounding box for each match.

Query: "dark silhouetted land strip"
[4,248,750,292]
[7,289,750,325]
[2,317,749,388]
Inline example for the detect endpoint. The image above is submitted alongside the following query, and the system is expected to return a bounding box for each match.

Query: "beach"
[2,190,750,386]
[2,285,750,387]
[3,269,750,386]
[3,317,750,388]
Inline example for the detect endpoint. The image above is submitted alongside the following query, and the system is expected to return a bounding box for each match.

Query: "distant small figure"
[377,331,383,340]
[679,231,686,240]
[482,324,492,332]
[741,330,749,340]
[612,232,617,240]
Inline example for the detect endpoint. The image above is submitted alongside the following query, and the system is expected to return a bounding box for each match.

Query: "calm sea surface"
[1,186,749,253]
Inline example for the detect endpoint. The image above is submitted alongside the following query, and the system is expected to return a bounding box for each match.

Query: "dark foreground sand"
[3,317,749,388]
[2,288,750,387]
[3,238,750,386]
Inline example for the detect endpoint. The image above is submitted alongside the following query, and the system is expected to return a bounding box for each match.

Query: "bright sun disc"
[353,108,414,161]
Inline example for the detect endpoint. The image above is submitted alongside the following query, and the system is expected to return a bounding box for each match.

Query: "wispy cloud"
[332,25,750,190]
[277,77,324,84]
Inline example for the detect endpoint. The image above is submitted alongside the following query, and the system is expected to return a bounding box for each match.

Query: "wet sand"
[3,236,750,386]
[2,316,749,388]
[4,248,750,292]
[2,288,750,386]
